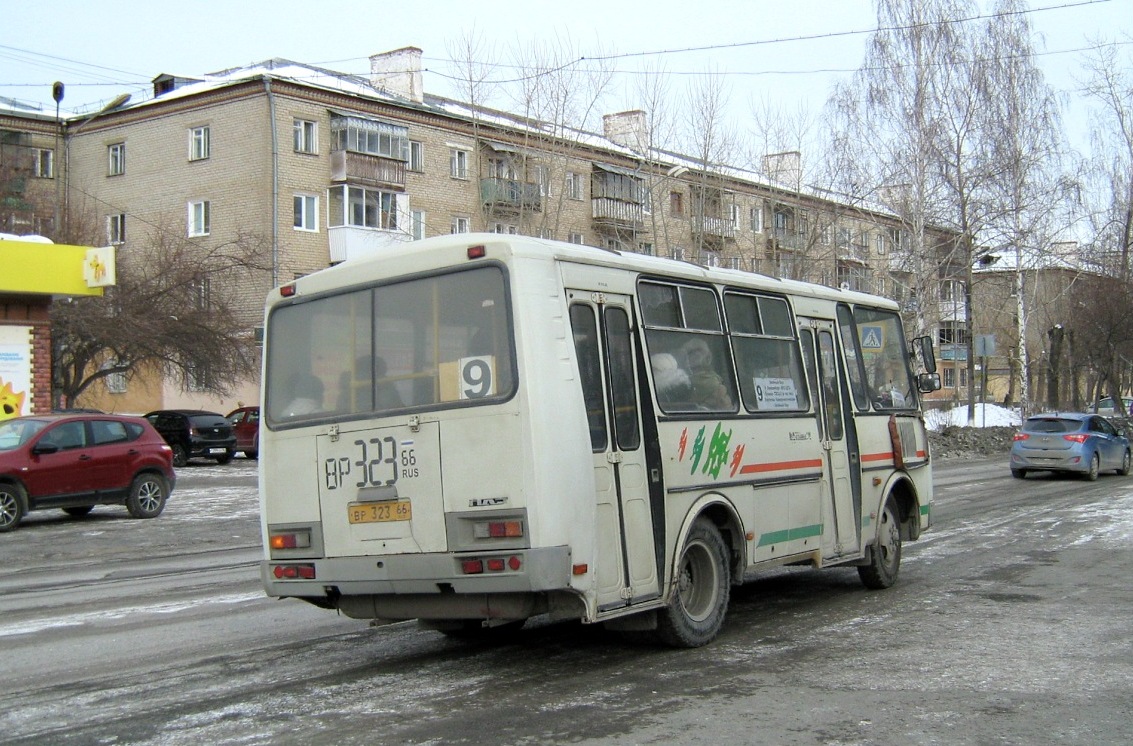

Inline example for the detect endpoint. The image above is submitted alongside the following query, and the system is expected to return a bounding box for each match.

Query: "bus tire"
[657,517,730,648]
[858,496,901,590]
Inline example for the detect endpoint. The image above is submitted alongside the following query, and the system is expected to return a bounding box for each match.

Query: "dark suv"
[144,410,237,467]
[0,413,175,532]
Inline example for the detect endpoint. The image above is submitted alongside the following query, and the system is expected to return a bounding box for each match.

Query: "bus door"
[799,319,861,556]
[568,293,660,612]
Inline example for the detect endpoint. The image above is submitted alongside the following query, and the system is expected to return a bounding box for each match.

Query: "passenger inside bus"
[681,338,735,410]
[651,353,692,408]
[283,373,324,417]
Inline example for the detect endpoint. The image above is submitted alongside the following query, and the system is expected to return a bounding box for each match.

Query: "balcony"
[692,215,736,240]
[480,178,542,212]
[330,150,406,189]
[592,197,643,229]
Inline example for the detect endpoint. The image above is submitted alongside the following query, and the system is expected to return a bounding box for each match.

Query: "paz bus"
[260,233,940,647]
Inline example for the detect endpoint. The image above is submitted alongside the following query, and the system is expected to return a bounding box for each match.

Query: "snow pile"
[924,403,1021,432]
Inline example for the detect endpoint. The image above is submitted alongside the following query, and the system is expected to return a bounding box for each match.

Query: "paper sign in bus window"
[753,377,799,410]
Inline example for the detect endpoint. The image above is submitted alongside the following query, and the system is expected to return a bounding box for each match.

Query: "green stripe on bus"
[757,524,823,547]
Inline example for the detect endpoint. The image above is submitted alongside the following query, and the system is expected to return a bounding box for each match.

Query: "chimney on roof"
[369,47,424,104]
[603,110,648,153]
[762,151,802,187]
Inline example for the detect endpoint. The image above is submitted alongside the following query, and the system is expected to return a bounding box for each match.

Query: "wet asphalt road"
[1,455,1131,745]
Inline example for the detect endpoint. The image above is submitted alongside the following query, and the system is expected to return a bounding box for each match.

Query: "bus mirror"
[918,372,942,393]
[915,336,937,374]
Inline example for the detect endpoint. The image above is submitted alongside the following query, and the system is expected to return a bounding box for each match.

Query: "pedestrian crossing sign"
[860,325,883,349]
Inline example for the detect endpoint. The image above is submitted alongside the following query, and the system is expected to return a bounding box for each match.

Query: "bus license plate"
[347,500,412,525]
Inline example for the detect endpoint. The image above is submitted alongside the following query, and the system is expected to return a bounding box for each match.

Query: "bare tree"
[979,0,1069,413]
[51,217,271,407]
[1079,38,1133,281]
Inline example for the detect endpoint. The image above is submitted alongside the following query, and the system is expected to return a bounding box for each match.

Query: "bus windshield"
[265,265,514,426]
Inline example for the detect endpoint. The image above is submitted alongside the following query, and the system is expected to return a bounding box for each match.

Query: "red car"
[226,406,260,459]
[0,413,176,532]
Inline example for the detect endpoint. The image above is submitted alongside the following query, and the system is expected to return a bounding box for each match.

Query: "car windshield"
[0,419,49,450]
[1025,417,1081,434]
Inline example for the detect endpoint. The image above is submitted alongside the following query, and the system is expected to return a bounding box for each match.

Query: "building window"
[450,149,469,179]
[33,148,53,178]
[566,171,583,200]
[186,360,212,392]
[938,320,969,346]
[327,185,398,230]
[568,231,584,244]
[729,256,743,270]
[294,194,318,231]
[108,143,125,176]
[451,216,470,234]
[875,233,887,255]
[331,116,409,161]
[107,214,126,245]
[189,126,210,161]
[538,227,554,240]
[409,141,424,172]
[669,191,684,216]
[639,242,654,256]
[192,277,211,310]
[102,360,127,394]
[294,119,317,154]
[188,200,210,236]
[493,222,518,235]
[750,203,763,232]
[821,225,832,245]
[672,247,685,261]
[533,164,551,196]
[412,210,426,240]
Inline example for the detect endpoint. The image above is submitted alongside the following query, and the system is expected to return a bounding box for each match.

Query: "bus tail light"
[467,245,487,260]
[273,564,316,580]
[270,529,311,550]
[460,555,522,574]
[473,520,523,539]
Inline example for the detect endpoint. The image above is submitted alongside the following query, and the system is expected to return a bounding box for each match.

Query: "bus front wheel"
[858,496,902,590]
[657,517,730,648]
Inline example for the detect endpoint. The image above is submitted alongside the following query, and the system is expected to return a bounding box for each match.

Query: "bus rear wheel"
[657,517,730,648]
[858,496,902,589]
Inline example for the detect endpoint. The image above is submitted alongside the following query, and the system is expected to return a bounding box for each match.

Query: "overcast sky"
[1,0,1129,153]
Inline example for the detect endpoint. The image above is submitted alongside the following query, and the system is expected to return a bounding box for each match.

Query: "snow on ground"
[925,403,1022,431]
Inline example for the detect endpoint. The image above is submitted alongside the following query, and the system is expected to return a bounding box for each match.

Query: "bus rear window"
[265,266,514,425]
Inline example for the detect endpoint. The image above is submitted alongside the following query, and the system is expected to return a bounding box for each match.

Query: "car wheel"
[171,443,188,468]
[214,449,234,465]
[1119,450,1131,476]
[656,517,730,648]
[858,496,902,590]
[0,484,26,532]
[126,473,168,518]
[1086,452,1100,482]
[1011,468,1027,479]
[63,506,94,518]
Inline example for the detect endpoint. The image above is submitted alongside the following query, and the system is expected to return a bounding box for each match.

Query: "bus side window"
[570,304,608,451]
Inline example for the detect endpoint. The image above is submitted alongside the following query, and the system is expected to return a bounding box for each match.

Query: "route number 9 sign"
[440,355,496,401]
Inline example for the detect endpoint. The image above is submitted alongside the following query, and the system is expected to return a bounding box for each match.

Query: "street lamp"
[61,93,132,238]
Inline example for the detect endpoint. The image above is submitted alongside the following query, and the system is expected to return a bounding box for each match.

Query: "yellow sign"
[0,239,111,296]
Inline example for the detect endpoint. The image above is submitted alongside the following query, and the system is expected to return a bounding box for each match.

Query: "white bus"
[260,233,939,647]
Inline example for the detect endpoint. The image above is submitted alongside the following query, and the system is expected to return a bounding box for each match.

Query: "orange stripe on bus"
[739,458,824,474]
[860,452,893,462]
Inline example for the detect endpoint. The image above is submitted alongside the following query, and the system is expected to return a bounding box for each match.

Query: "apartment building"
[3,47,958,413]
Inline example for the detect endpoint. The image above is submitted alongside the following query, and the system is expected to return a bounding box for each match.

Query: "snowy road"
[1,457,1132,745]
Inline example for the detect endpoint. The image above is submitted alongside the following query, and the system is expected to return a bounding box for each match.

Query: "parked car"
[144,409,237,467]
[0,413,175,532]
[1010,412,1131,481]
[1087,396,1133,416]
[226,406,260,459]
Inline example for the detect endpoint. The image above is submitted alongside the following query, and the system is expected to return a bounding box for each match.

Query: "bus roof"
[273,233,900,311]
